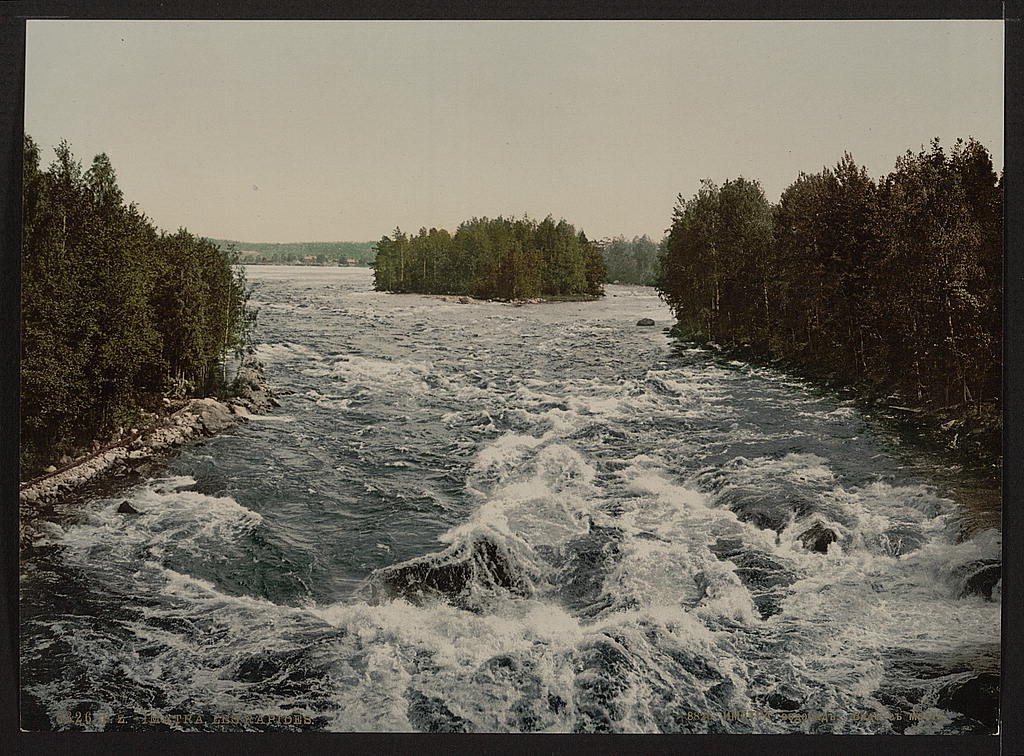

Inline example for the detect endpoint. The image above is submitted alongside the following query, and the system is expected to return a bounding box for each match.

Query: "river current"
[20,266,1001,734]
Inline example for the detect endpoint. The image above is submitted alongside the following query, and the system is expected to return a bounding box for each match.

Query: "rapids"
[20,266,1001,733]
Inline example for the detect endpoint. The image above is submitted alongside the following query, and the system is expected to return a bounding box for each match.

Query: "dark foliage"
[599,235,659,285]
[372,215,605,300]
[656,138,1001,421]
[21,136,252,477]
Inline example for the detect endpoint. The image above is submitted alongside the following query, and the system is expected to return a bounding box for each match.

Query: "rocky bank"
[19,359,278,546]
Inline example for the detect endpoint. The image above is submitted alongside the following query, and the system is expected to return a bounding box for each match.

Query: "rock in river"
[798,522,837,553]
[636,318,655,326]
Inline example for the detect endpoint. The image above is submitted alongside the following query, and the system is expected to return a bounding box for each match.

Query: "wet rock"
[230,360,277,413]
[935,672,999,730]
[956,559,1000,600]
[882,644,999,682]
[457,296,471,304]
[367,533,530,607]
[636,318,655,326]
[406,690,470,733]
[766,692,802,711]
[730,552,798,590]
[713,546,798,619]
[718,487,828,534]
[705,679,738,707]
[117,500,141,514]
[552,524,624,616]
[879,523,926,556]
[187,398,236,435]
[720,491,791,532]
[572,636,637,733]
[710,537,745,559]
[798,522,837,553]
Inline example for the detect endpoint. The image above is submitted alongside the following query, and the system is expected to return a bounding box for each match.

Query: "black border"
[1,2,1017,755]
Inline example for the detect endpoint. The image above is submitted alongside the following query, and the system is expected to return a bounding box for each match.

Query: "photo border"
[1,2,1018,754]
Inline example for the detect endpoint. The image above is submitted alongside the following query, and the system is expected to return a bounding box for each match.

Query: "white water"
[20,266,1000,733]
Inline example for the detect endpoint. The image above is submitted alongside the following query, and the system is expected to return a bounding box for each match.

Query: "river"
[20,265,1001,734]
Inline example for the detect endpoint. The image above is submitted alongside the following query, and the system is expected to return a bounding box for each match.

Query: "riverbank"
[427,293,603,305]
[19,359,278,547]
[671,329,1001,536]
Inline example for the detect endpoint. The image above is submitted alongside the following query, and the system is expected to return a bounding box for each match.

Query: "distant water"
[21,265,1000,733]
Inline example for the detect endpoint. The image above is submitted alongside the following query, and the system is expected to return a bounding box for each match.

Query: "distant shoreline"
[238,261,371,267]
[393,292,604,305]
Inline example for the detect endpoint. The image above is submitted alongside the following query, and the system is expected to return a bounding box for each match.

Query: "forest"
[656,138,1001,433]
[372,215,606,300]
[599,235,660,285]
[20,136,252,477]
[208,239,376,265]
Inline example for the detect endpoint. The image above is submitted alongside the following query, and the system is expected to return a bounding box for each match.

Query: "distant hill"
[207,238,376,265]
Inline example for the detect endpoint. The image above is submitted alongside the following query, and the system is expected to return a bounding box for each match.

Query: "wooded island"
[372,216,606,300]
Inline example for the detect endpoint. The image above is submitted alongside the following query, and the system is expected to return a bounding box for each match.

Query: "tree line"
[599,235,659,285]
[372,215,606,300]
[21,136,253,477]
[656,138,1001,418]
[208,239,376,265]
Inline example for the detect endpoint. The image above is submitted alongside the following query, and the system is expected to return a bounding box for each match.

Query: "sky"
[24,20,1003,243]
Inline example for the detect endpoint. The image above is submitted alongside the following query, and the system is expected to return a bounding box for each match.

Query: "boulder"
[406,689,471,733]
[117,500,141,514]
[957,560,1000,600]
[936,672,999,729]
[636,318,656,326]
[879,523,925,556]
[798,522,837,553]
[188,398,236,435]
[720,487,822,533]
[457,296,471,304]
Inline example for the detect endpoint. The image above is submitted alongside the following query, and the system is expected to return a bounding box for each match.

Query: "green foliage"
[21,137,251,477]
[372,215,604,300]
[208,239,376,264]
[600,235,659,285]
[656,138,1002,415]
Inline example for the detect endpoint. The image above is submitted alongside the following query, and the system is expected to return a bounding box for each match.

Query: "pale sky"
[25,20,1003,243]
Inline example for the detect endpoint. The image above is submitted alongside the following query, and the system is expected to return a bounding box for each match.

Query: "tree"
[372,215,603,300]
[20,138,250,476]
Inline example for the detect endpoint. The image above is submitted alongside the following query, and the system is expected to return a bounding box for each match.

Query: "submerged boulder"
[879,523,926,556]
[366,533,531,608]
[936,672,999,730]
[406,689,471,733]
[719,487,821,533]
[117,500,141,514]
[798,522,837,553]
[956,559,1000,600]
[636,318,655,326]
[711,541,798,619]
